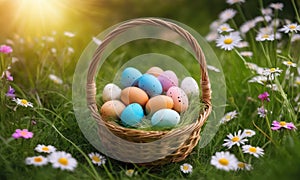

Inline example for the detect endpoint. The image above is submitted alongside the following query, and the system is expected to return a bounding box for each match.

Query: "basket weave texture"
[86,18,212,166]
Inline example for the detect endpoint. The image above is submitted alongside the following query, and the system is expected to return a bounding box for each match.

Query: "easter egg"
[145,95,174,115]
[120,103,144,127]
[138,74,163,97]
[157,70,178,92]
[102,83,122,102]
[146,66,164,77]
[151,109,180,128]
[180,77,199,97]
[120,87,149,106]
[166,86,189,113]
[100,100,126,120]
[120,67,142,88]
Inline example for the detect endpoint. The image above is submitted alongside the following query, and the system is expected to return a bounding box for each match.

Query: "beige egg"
[146,66,164,77]
[145,95,174,115]
[102,83,121,102]
[100,100,125,120]
[120,87,149,106]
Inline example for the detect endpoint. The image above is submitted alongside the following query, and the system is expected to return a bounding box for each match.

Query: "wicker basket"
[86,18,212,166]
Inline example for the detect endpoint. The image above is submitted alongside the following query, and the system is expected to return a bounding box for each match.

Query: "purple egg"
[157,70,178,92]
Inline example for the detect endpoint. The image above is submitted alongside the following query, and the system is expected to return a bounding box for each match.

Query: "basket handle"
[87,18,211,107]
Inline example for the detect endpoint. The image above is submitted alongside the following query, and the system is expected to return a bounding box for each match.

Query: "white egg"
[102,83,122,102]
[180,77,199,97]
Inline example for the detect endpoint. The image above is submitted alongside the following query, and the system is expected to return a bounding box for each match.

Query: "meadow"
[1,0,300,179]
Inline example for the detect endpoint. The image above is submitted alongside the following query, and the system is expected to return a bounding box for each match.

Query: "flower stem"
[291,0,300,24]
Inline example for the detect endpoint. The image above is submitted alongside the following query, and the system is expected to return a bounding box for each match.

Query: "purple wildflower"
[271,120,297,130]
[257,107,267,118]
[12,129,34,139]
[6,86,15,98]
[0,45,13,54]
[3,70,13,81]
[258,92,270,102]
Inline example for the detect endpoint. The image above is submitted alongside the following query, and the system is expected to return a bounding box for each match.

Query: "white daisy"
[261,8,273,16]
[237,162,253,171]
[210,151,238,171]
[236,41,249,48]
[217,23,234,33]
[13,98,33,108]
[256,33,274,41]
[64,31,75,38]
[219,9,237,23]
[49,74,63,84]
[242,145,264,158]
[205,31,219,42]
[35,144,56,153]
[226,0,245,5]
[266,84,279,91]
[240,51,253,57]
[125,169,138,177]
[180,163,193,174]
[216,32,241,51]
[25,155,48,166]
[280,23,300,33]
[292,34,300,42]
[220,110,238,124]
[257,106,267,118]
[262,67,282,80]
[294,76,300,86]
[48,151,77,171]
[242,129,256,137]
[223,130,248,149]
[246,63,264,75]
[248,76,268,85]
[240,20,256,34]
[88,152,106,166]
[207,65,221,73]
[269,3,284,11]
[283,61,297,67]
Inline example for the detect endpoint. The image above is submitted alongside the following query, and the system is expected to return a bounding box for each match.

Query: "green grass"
[1,1,300,179]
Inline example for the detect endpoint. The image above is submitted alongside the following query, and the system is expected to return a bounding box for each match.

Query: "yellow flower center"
[246,131,251,135]
[58,157,68,166]
[224,38,233,44]
[218,158,229,166]
[262,34,270,39]
[92,156,101,162]
[249,147,257,153]
[42,146,49,152]
[279,121,287,126]
[221,27,228,31]
[289,25,296,30]
[232,136,240,142]
[296,81,300,85]
[182,165,189,171]
[21,99,28,105]
[238,162,245,169]
[34,157,43,163]
[287,61,293,65]
[270,68,276,72]
[225,115,231,120]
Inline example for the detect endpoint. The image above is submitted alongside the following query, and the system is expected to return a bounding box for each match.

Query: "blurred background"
[0,0,297,47]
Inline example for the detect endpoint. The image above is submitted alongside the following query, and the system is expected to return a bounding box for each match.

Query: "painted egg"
[120,87,149,106]
[120,67,142,88]
[180,77,199,97]
[138,74,163,97]
[157,70,178,92]
[100,100,126,120]
[151,109,180,128]
[102,83,122,102]
[146,66,164,77]
[166,86,189,113]
[120,103,144,127]
[145,95,174,115]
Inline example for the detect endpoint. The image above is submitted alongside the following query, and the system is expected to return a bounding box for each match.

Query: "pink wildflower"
[0,45,13,54]
[12,129,34,139]
[258,92,270,102]
[271,121,297,130]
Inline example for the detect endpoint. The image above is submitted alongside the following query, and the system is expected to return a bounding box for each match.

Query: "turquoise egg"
[120,67,142,88]
[120,103,144,127]
[138,74,162,97]
[151,109,180,128]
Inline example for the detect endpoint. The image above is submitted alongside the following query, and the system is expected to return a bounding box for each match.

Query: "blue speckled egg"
[151,109,180,128]
[138,74,162,97]
[120,103,144,127]
[120,67,142,88]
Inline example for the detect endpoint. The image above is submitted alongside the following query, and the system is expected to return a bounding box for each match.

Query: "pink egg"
[157,70,178,92]
[166,87,188,113]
